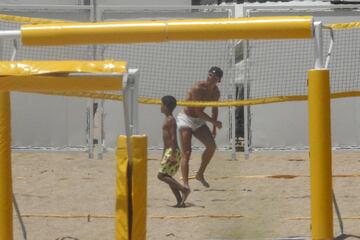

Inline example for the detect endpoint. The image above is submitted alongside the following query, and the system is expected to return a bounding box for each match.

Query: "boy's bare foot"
[195,174,210,188]
[180,188,190,206]
[172,203,185,208]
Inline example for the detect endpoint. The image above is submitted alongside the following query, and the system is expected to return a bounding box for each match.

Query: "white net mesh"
[0,10,237,103]
[101,8,235,102]
[2,12,360,105]
[104,40,235,101]
[244,38,313,99]
[0,20,92,61]
[245,27,360,100]
[328,27,360,94]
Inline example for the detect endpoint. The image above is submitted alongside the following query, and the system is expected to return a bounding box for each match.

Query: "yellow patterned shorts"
[159,148,181,177]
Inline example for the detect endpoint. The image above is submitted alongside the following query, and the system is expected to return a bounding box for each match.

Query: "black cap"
[209,66,223,79]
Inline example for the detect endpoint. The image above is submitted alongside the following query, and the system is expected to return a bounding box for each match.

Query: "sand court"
[10,150,360,240]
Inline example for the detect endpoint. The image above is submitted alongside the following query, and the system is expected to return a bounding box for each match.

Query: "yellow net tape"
[326,21,360,30]
[0,13,359,106]
[23,91,360,107]
[0,14,66,24]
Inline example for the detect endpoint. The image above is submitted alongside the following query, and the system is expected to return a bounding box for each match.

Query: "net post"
[128,69,140,135]
[87,99,95,159]
[231,106,237,160]
[0,92,13,240]
[314,21,324,69]
[243,39,250,160]
[308,21,333,240]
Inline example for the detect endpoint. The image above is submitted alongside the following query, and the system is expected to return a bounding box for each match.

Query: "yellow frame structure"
[0,16,335,240]
[0,60,129,240]
[308,69,333,239]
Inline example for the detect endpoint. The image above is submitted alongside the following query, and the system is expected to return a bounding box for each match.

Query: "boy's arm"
[169,117,178,163]
[170,118,178,151]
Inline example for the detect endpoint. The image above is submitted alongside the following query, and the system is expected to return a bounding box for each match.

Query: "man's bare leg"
[179,128,192,190]
[193,125,216,188]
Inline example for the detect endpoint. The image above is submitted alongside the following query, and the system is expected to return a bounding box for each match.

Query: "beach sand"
[11,150,360,240]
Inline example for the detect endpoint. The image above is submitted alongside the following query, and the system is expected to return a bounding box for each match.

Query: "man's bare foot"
[180,188,190,206]
[179,176,195,180]
[195,174,210,188]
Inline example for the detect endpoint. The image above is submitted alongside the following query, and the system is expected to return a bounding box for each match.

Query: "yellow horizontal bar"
[0,76,122,92]
[21,16,313,46]
[0,60,127,76]
[167,17,313,41]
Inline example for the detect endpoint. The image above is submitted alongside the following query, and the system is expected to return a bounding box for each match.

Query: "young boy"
[158,95,190,207]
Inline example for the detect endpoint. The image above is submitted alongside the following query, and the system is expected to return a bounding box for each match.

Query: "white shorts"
[176,111,206,131]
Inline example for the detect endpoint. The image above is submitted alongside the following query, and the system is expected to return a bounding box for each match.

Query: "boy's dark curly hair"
[161,95,177,113]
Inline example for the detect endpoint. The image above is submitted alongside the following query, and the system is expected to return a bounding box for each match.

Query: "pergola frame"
[0,17,334,240]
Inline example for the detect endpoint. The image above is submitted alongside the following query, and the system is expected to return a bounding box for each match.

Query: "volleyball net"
[1,14,360,107]
[0,12,359,240]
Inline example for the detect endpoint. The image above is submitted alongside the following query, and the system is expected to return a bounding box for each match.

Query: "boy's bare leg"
[193,125,216,188]
[158,173,189,207]
[169,185,182,207]
[180,187,190,207]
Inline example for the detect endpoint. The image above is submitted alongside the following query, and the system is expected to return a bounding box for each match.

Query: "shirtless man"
[177,66,223,192]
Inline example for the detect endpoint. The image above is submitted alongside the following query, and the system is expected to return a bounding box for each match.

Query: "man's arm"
[192,85,222,128]
[211,106,219,137]
[211,87,221,137]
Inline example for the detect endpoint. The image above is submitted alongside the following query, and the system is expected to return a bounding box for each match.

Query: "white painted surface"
[245,5,360,149]
[98,0,190,6]
[1,2,360,150]
[0,0,190,6]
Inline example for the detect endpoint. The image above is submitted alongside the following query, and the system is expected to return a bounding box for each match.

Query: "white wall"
[0,0,81,4]
[98,0,190,5]
[11,93,88,148]
[0,0,190,6]
[3,2,360,150]
[243,4,360,149]
[250,99,360,148]
[1,4,231,150]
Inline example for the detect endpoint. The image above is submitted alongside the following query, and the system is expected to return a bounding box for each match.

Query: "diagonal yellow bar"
[0,61,127,92]
[21,16,313,46]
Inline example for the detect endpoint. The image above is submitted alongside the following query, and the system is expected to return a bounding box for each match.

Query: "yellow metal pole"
[308,69,333,240]
[130,135,147,240]
[0,92,13,240]
[21,16,313,46]
[115,135,147,240]
[115,135,130,240]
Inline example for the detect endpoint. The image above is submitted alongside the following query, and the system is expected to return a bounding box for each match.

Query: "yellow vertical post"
[115,135,147,240]
[0,92,13,240]
[308,69,333,240]
[115,136,130,240]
